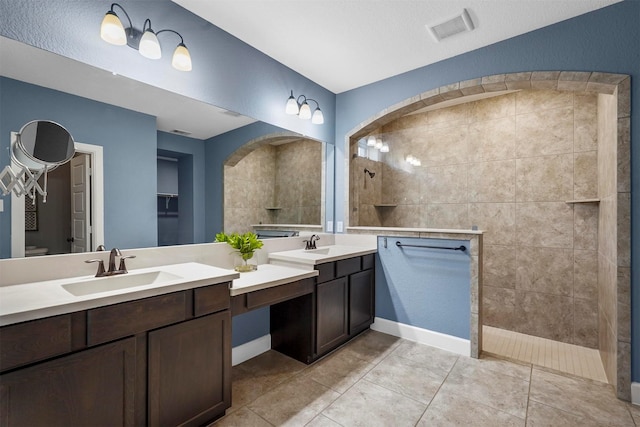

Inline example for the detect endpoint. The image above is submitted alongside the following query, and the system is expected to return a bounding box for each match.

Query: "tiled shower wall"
[224,139,322,234]
[351,90,599,347]
[597,87,631,398]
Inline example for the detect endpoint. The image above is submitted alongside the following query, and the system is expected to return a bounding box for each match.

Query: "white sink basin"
[62,271,183,296]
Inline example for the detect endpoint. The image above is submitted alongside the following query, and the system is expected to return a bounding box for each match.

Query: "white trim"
[371,317,470,356]
[232,334,271,366]
[632,382,640,406]
[11,142,104,257]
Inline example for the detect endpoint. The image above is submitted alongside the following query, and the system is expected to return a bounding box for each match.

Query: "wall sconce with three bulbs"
[366,135,389,152]
[100,3,192,71]
[285,91,324,124]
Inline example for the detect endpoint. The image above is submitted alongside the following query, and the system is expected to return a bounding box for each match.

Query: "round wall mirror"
[13,120,75,170]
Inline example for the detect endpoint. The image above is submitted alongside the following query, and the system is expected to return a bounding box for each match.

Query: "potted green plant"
[215,231,264,272]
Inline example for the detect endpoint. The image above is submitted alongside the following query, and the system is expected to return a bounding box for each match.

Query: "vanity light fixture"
[367,136,377,146]
[285,91,324,124]
[100,3,192,71]
[380,143,390,153]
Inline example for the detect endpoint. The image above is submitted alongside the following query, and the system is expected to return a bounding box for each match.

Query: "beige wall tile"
[483,245,516,290]
[516,107,574,157]
[424,203,469,229]
[617,192,630,267]
[574,298,598,348]
[468,116,516,162]
[427,103,470,129]
[515,291,573,343]
[469,160,516,202]
[421,165,467,203]
[617,117,631,192]
[469,93,515,122]
[516,154,573,202]
[424,126,469,166]
[516,246,574,297]
[573,203,598,250]
[469,203,515,246]
[482,286,517,330]
[515,202,574,248]
[573,151,598,200]
[574,250,598,301]
[515,90,573,114]
[574,93,598,152]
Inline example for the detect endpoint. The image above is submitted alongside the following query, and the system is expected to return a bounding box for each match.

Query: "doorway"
[11,142,104,257]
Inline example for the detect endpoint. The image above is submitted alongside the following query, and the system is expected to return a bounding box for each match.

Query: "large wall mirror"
[223,134,324,233]
[0,37,327,258]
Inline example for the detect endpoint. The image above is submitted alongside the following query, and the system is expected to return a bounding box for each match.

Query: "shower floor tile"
[482,326,607,383]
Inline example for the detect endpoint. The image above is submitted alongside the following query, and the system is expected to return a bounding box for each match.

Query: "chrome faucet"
[85,248,136,277]
[303,234,320,250]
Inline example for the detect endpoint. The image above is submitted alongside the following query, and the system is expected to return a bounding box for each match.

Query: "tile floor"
[483,326,608,383]
[211,330,640,426]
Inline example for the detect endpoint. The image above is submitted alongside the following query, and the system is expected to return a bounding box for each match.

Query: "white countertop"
[0,262,239,326]
[229,264,318,296]
[268,245,377,266]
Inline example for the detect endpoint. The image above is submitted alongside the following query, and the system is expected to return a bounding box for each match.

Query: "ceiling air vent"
[171,129,192,136]
[427,9,474,42]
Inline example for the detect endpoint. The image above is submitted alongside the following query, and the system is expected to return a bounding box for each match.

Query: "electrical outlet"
[326,220,333,232]
[336,221,343,233]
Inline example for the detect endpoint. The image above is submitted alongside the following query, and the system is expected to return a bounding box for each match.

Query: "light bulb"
[172,43,192,71]
[298,101,311,120]
[100,11,126,45]
[139,29,161,59]
[311,108,324,124]
[285,91,299,115]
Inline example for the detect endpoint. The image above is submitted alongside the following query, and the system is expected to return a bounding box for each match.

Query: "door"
[0,338,137,427]
[148,311,231,427]
[349,269,374,335]
[70,154,90,253]
[316,277,349,355]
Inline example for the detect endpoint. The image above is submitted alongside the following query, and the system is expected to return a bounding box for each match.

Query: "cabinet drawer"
[246,278,314,310]
[315,262,335,283]
[194,283,230,317]
[336,256,361,277]
[362,253,375,270]
[87,292,187,346]
[0,313,85,372]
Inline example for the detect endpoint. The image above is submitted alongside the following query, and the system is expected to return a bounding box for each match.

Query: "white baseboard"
[232,334,271,366]
[632,382,640,406]
[371,317,470,356]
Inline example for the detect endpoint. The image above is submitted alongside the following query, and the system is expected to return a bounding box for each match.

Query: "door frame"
[11,142,104,257]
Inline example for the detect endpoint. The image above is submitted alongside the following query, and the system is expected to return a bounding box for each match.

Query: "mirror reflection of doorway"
[12,142,104,258]
[23,153,90,256]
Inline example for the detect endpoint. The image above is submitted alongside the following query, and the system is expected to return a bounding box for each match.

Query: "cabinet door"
[349,269,374,335]
[0,338,137,427]
[316,277,348,355]
[148,311,231,427]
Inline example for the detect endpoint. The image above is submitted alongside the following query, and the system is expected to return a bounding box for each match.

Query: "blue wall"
[334,1,639,383]
[158,131,207,244]
[0,77,158,256]
[0,0,335,144]
[376,237,471,339]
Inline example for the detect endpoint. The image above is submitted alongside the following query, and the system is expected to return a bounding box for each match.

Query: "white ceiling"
[174,0,621,93]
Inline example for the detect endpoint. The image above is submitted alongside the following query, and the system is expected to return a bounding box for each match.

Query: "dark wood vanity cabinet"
[0,337,137,427]
[271,253,375,364]
[315,253,375,357]
[0,282,231,427]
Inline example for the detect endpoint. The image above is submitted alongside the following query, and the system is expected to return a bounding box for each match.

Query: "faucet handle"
[85,259,106,277]
[118,255,136,274]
